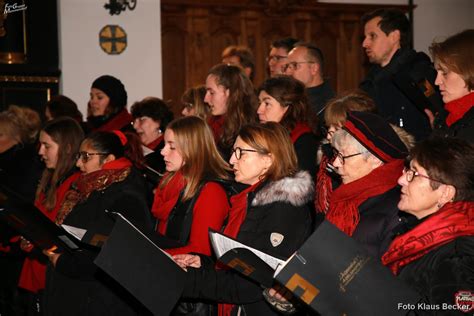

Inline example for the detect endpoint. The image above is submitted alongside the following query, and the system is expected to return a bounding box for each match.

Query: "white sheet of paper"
[61,224,87,240]
[209,231,285,270]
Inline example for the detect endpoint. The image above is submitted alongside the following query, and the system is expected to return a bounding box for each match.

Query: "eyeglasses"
[331,147,366,165]
[231,147,259,160]
[282,61,315,72]
[182,102,193,109]
[403,167,444,184]
[75,151,109,163]
[266,55,288,63]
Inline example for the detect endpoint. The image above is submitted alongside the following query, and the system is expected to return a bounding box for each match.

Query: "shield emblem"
[270,232,284,247]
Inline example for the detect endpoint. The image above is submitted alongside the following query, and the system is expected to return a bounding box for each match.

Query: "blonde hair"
[324,90,377,127]
[159,116,231,200]
[0,105,41,144]
[181,85,210,120]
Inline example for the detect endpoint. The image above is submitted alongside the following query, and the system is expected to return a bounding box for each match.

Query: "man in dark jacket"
[359,8,443,141]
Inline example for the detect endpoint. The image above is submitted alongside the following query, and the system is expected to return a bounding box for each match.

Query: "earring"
[437,202,443,209]
[157,128,162,134]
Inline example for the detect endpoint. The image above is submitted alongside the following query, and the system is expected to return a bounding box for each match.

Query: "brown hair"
[429,29,474,91]
[409,137,474,201]
[0,105,41,144]
[130,97,174,131]
[324,90,377,127]
[160,116,231,200]
[237,122,298,182]
[258,75,312,132]
[181,85,210,120]
[208,64,258,149]
[36,118,84,210]
[222,45,255,81]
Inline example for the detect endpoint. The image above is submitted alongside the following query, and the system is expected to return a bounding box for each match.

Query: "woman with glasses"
[17,117,84,315]
[257,75,318,176]
[204,63,258,160]
[43,130,151,316]
[174,122,313,315]
[327,111,408,258]
[382,137,474,313]
[430,29,474,142]
[181,85,210,120]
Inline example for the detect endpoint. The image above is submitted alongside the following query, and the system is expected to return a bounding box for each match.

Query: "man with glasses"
[267,37,299,77]
[283,42,334,130]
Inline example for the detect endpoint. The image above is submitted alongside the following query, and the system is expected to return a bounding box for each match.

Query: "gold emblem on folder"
[285,273,320,305]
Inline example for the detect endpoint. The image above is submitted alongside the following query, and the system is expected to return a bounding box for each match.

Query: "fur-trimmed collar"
[251,171,314,207]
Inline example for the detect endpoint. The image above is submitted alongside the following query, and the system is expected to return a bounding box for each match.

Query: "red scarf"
[219,181,261,316]
[18,171,81,293]
[445,92,474,127]
[326,159,404,236]
[315,155,332,214]
[95,108,133,132]
[55,158,132,224]
[289,123,312,143]
[151,172,186,234]
[382,201,474,275]
[207,115,225,143]
[145,135,163,151]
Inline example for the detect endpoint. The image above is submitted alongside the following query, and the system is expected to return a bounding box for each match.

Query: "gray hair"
[331,129,373,160]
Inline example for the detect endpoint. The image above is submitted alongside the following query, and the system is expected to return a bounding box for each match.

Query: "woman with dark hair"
[86,75,133,132]
[430,29,474,142]
[131,97,174,176]
[382,137,474,313]
[43,130,151,316]
[174,122,314,315]
[45,95,83,123]
[204,63,258,160]
[257,75,318,175]
[18,117,84,315]
[181,85,210,119]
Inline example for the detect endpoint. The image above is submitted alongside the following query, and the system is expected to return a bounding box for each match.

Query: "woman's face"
[133,116,161,146]
[89,88,110,117]
[326,124,341,141]
[75,141,110,174]
[434,62,471,103]
[0,131,17,154]
[204,75,229,116]
[397,160,444,219]
[38,131,59,169]
[160,129,184,172]
[181,104,196,117]
[332,138,375,184]
[257,91,288,123]
[229,136,272,186]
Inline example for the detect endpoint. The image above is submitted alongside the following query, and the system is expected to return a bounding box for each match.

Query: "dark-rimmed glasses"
[403,167,444,184]
[331,147,366,165]
[282,61,315,72]
[231,147,258,160]
[75,152,109,163]
[267,55,288,63]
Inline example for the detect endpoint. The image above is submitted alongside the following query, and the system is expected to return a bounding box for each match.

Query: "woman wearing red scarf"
[174,123,313,316]
[86,75,134,133]
[327,111,409,258]
[382,137,474,313]
[131,97,174,184]
[204,64,258,161]
[257,75,318,176]
[430,30,474,143]
[43,130,152,316]
[17,118,83,315]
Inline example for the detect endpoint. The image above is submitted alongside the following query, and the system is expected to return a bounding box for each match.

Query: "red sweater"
[152,173,230,256]
[18,172,80,293]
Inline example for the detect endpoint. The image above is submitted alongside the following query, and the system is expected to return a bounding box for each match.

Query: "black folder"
[274,220,421,315]
[0,196,98,254]
[94,213,186,316]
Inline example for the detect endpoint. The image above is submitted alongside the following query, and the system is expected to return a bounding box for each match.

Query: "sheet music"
[209,231,285,270]
[61,224,87,240]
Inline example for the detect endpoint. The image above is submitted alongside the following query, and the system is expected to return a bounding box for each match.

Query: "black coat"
[360,48,443,141]
[433,107,474,143]
[398,236,474,315]
[44,168,152,316]
[352,186,402,259]
[183,171,314,315]
[294,132,319,177]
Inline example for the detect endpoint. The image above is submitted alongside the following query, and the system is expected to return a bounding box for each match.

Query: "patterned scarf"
[382,201,474,275]
[326,159,404,236]
[55,158,132,224]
